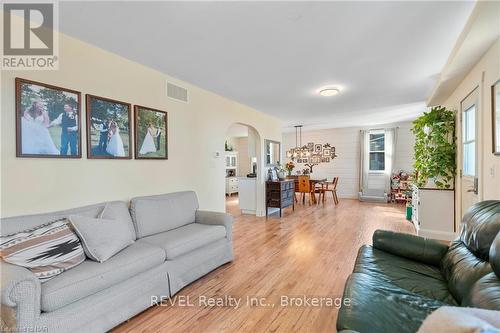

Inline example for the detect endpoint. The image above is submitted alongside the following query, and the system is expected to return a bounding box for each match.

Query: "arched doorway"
[224,123,262,216]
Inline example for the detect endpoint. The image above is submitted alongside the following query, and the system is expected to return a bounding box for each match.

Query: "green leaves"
[412,106,456,189]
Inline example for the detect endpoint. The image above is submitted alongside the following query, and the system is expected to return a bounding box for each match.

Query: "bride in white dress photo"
[21,101,59,155]
[139,123,158,155]
[106,120,125,157]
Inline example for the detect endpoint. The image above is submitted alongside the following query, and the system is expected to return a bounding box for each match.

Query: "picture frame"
[492,79,500,155]
[15,78,82,158]
[302,158,309,164]
[134,105,168,160]
[314,144,322,153]
[312,156,321,164]
[323,148,331,157]
[86,94,132,159]
[296,158,303,163]
[307,142,314,151]
[322,157,330,163]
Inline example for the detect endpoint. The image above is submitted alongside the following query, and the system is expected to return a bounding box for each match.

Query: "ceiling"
[59,1,476,130]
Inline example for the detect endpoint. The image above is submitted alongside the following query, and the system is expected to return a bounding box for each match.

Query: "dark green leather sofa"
[337,200,500,333]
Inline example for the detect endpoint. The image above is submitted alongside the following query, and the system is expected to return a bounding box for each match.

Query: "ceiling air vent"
[166,81,188,103]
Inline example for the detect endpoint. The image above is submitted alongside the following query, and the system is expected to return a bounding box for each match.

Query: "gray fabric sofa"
[1,191,234,332]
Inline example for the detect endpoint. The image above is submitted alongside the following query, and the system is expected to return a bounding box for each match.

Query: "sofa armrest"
[195,210,234,241]
[1,261,41,329]
[372,230,449,266]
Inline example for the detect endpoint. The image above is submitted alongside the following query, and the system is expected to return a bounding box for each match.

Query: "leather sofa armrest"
[195,210,234,241]
[1,261,41,329]
[372,230,449,266]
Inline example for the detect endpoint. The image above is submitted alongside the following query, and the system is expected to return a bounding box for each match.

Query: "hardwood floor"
[113,196,415,333]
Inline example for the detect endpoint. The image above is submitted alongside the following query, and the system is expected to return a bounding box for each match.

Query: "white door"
[460,89,479,216]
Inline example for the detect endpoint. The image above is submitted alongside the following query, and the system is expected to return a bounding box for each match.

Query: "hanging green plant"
[412,106,456,189]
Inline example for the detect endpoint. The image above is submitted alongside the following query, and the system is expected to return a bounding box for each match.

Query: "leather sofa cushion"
[462,272,500,310]
[354,246,457,304]
[441,240,492,303]
[139,223,227,260]
[41,242,165,312]
[490,232,500,278]
[459,200,500,260]
[130,191,199,238]
[337,272,445,333]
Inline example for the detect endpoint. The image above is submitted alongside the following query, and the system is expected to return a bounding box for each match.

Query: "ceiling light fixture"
[319,87,340,97]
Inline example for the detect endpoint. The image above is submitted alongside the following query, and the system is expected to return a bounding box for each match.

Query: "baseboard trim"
[418,229,457,241]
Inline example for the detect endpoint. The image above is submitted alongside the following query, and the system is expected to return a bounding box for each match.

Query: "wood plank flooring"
[113,196,415,333]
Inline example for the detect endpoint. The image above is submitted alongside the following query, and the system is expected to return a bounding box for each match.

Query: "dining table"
[287,176,327,204]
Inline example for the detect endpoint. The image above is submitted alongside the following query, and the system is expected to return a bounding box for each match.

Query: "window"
[369,132,385,171]
[462,105,476,176]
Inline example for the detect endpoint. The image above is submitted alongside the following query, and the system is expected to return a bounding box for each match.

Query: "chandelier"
[286,125,311,161]
[286,125,338,170]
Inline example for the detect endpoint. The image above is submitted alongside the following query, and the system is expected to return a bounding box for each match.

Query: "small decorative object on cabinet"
[411,185,455,241]
[266,180,294,218]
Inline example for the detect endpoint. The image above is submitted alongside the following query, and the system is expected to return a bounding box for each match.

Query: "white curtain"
[384,128,398,194]
[359,130,370,193]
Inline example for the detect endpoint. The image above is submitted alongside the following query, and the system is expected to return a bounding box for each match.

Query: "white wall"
[282,122,415,198]
[0,30,282,217]
[443,39,500,226]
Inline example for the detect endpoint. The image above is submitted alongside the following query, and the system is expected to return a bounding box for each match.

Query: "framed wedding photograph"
[134,105,168,159]
[15,78,82,158]
[86,94,132,159]
[492,79,500,155]
[314,144,322,153]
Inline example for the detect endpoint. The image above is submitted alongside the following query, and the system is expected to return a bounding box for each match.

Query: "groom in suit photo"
[92,117,111,155]
[50,104,78,156]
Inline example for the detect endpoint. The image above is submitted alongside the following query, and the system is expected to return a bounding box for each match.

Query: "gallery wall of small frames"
[15,77,168,160]
[287,142,338,164]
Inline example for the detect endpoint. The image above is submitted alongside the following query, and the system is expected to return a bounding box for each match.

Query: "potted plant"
[412,106,456,189]
[275,161,286,180]
[285,161,295,177]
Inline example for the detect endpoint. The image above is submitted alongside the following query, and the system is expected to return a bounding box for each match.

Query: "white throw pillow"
[69,215,134,263]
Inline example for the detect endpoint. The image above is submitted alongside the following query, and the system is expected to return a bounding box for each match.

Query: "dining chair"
[298,175,313,205]
[314,181,326,204]
[322,177,339,205]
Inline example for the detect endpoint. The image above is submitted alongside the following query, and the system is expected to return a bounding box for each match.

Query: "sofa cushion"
[139,223,226,260]
[130,191,199,238]
[337,272,446,333]
[459,200,500,260]
[441,240,493,303]
[41,241,165,312]
[0,219,85,282]
[462,272,500,310]
[69,215,134,262]
[354,245,457,304]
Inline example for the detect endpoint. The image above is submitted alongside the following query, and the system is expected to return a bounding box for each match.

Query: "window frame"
[368,130,386,173]
[462,104,476,177]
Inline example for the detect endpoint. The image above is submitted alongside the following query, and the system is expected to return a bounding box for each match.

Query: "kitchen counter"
[238,177,256,215]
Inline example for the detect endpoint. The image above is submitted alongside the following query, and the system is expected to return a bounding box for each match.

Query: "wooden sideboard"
[266,180,294,217]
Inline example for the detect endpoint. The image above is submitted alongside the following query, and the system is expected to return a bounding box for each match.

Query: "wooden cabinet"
[226,177,239,196]
[412,185,455,241]
[266,180,294,217]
